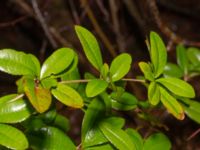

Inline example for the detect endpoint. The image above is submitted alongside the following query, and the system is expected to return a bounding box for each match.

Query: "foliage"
[0,25,199,149]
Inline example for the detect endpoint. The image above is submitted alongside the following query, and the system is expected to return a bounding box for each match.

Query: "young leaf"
[187,47,200,66]
[176,44,188,74]
[28,54,41,77]
[41,77,58,89]
[40,48,75,79]
[52,84,83,108]
[24,77,52,113]
[0,49,39,76]
[111,92,138,111]
[150,32,167,78]
[0,94,32,123]
[53,114,70,132]
[163,63,183,78]
[0,123,28,150]
[182,100,200,124]
[110,53,132,82]
[27,126,76,150]
[125,128,143,150]
[98,121,136,150]
[61,68,80,89]
[86,79,108,97]
[82,98,105,142]
[139,62,154,81]
[148,82,160,105]
[75,25,103,70]
[143,133,171,150]
[160,87,184,120]
[100,63,110,81]
[156,77,195,98]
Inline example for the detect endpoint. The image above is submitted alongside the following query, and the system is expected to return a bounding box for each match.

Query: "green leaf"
[111,92,138,111]
[176,44,188,74]
[0,123,28,150]
[99,120,136,150]
[102,117,125,129]
[187,47,200,66]
[52,84,83,108]
[40,48,75,79]
[75,25,103,70]
[143,133,171,150]
[86,79,108,97]
[148,82,160,105]
[156,77,195,98]
[125,128,143,150]
[100,63,110,81]
[139,62,154,81]
[0,49,39,76]
[28,54,41,77]
[110,53,132,82]
[85,143,114,150]
[24,77,52,113]
[0,94,32,123]
[181,100,200,124]
[28,126,76,150]
[61,68,80,89]
[150,32,167,78]
[160,87,184,120]
[163,63,183,78]
[53,114,70,132]
[82,98,105,142]
[41,77,58,89]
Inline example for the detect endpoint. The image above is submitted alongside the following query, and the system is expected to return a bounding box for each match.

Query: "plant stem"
[59,79,91,84]
[122,78,146,83]
[59,78,145,84]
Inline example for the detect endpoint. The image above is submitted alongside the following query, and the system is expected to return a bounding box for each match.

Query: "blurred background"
[0,0,200,149]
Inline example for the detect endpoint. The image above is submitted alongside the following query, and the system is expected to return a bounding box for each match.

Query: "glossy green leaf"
[0,49,39,76]
[85,143,114,150]
[86,79,108,97]
[125,128,143,150]
[187,47,200,66]
[160,87,184,120]
[111,92,138,111]
[150,32,167,78]
[40,48,75,79]
[83,125,108,148]
[182,100,200,124]
[100,63,109,81]
[157,77,195,98]
[100,92,112,114]
[52,84,83,108]
[0,94,32,123]
[84,117,124,149]
[82,98,105,142]
[24,77,52,113]
[41,77,57,89]
[75,25,103,70]
[0,123,28,150]
[163,63,183,78]
[176,44,188,74]
[99,121,136,150]
[148,82,160,105]
[28,126,76,150]
[143,133,171,150]
[61,68,80,89]
[28,54,41,77]
[110,53,132,82]
[53,114,70,132]
[139,62,154,81]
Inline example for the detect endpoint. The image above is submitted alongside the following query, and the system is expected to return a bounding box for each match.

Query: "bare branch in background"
[31,0,58,48]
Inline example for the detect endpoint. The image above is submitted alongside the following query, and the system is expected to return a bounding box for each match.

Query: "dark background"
[0,0,200,149]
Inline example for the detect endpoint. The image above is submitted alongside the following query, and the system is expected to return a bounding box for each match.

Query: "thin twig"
[187,128,200,141]
[59,79,91,84]
[0,15,28,28]
[147,0,200,49]
[69,0,81,24]
[81,0,117,57]
[122,78,146,83]
[10,94,25,102]
[31,0,58,48]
